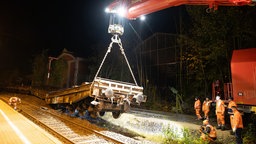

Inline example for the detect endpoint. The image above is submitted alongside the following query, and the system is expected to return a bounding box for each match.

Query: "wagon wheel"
[99,111,105,116]
[112,111,121,119]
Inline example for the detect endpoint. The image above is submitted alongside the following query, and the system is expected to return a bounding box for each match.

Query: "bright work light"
[105,6,127,18]
[140,15,146,21]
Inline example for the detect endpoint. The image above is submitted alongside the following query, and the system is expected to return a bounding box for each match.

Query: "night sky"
[0,0,182,75]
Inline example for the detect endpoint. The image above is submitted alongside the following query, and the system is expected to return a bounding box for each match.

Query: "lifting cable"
[93,34,138,86]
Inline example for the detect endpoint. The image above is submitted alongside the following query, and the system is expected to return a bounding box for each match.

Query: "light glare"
[105,8,110,13]
[0,109,31,144]
[117,6,127,17]
[140,15,146,21]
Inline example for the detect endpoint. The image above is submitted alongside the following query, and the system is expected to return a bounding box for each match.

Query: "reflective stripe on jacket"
[228,101,237,108]
[216,100,225,114]
[9,97,21,103]
[233,110,243,129]
[202,101,211,111]
[194,99,201,109]
[228,101,237,114]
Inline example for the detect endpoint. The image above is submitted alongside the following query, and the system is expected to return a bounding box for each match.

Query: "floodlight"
[105,8,110,13]
[117,6,127,17]
[140,15,146,21]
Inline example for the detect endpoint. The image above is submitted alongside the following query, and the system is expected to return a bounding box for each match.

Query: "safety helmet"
[203,120,209,125]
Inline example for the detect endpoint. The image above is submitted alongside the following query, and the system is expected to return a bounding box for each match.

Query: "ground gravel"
[99,109,237,144]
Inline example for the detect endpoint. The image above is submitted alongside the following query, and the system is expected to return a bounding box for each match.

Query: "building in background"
[135,33,181,87]
[48,48,88,88]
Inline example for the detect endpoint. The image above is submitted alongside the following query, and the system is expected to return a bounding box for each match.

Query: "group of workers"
[195,96,244,144]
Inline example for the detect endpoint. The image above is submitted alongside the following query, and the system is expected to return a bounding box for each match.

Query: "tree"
[31,50,48,86]
[179,6,256,97]
[49,58,67,88]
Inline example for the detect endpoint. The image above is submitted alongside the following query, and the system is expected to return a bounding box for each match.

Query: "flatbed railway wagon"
[45,77,147,118]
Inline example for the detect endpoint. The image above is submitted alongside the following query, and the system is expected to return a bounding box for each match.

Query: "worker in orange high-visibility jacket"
[9,97,21,110]
[202,97,212,120]
[227,97,237,134]
[194,97,202,120]
[231,106,243,144]
[200,119,217,142]
[215,96,225,130]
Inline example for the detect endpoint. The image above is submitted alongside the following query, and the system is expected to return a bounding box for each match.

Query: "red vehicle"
[106,0,256,113]
[229,48,256,113]
[231,48,256,105]
[213,48,256,113]
[106,0,254,20]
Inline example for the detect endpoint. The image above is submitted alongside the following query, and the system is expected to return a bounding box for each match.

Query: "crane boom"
[106,0,254,19]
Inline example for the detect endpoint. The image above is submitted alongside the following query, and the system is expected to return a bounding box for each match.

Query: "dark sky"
[0,0,182,75]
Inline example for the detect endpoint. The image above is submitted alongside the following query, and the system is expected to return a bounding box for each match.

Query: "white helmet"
[216,96,220,100]
[203,120,209,125]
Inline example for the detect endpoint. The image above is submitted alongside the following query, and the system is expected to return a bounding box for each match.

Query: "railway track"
[0,95,124,144]
[2,91,254,144]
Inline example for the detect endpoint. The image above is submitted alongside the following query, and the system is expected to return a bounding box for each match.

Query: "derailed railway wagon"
[45,26,147,118]
[45,77,146,119]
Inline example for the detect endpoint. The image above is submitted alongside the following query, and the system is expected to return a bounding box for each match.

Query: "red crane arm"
[107,0,254,19]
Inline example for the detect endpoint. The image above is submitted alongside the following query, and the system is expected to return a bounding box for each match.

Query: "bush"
[243,123,256,144]
[163,125,207,144]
